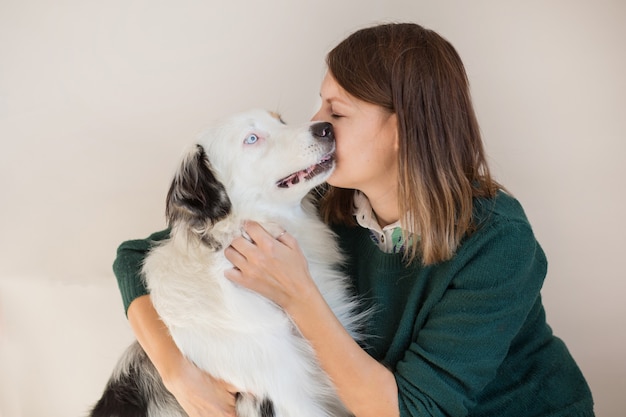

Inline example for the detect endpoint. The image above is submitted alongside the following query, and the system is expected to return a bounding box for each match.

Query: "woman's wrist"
[154,346,189,386]
[280,271,319,317]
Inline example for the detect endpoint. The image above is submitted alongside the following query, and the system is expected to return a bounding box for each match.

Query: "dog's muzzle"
[275,122,336,189]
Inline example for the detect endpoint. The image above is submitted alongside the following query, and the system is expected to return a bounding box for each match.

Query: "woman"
[114,23,594,417]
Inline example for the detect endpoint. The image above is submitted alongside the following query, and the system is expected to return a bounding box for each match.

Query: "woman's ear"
[390,113,400,152]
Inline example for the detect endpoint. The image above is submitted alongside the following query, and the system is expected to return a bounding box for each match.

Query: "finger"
[221,380,240,394]
[223,259,263,295]
[228,234,257,254]
[223,246,261,290]
[223,246,247,271]
[275,229,298,249]
[243,221,282,249]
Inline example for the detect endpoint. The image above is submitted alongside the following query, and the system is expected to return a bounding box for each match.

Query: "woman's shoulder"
[448,190,548,297]
[473,189,530,227]
[469,189,544,252]
[462,190,546,271]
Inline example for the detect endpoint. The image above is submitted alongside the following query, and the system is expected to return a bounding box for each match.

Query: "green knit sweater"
[113,191,594,416]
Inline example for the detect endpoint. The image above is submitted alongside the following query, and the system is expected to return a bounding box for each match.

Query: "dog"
[90,109,365,417]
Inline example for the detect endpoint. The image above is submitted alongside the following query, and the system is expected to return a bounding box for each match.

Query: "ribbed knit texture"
[112,192,594,416]
[112,228,170,315]
[333,192,594,416]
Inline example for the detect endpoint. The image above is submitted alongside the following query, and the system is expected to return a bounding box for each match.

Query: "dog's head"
[165,109,335,244]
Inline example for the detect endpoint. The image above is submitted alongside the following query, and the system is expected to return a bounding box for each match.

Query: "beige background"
[1,1,624,416]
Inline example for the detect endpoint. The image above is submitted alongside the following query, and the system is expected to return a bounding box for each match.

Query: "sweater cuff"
[112,229,170,316]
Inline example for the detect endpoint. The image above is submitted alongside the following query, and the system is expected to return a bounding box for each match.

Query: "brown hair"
[320,22,500,265]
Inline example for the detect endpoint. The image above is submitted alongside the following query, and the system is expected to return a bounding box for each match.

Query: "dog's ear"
[166,144,231,237]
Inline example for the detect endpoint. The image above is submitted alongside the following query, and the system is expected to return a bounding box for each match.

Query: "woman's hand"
[223,221,399,417]
[162,357,239,417]
[224,221,317,313]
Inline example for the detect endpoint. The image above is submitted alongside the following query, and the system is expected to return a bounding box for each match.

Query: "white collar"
[352,191,415,253]
[353,191,402,233]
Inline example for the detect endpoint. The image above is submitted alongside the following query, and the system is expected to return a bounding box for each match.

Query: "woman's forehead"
[319,73,354,106]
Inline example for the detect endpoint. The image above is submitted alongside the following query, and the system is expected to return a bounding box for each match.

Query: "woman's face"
[311,72,399,199]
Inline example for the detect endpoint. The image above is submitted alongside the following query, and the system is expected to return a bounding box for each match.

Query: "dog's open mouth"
[276,152,335,188]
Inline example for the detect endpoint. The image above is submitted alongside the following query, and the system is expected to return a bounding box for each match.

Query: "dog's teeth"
[277,153,334,189]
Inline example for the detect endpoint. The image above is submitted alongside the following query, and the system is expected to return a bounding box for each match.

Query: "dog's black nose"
[310,122,334,141]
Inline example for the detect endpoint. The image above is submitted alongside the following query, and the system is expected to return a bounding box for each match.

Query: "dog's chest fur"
[141,201,356,400]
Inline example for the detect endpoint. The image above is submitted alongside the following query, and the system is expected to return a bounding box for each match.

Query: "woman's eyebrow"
[320,94,349,106]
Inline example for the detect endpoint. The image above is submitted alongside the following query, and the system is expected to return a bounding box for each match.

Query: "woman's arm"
[127,295,239,417]
[114,232,238,417]
[287,282,399,417]
[224,221,399,417]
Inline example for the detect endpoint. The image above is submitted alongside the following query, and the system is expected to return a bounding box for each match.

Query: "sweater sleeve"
[395,217,548,416]
[112,229,170,315]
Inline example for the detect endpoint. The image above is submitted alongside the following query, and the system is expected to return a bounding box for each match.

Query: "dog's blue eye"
[244,134,259,145]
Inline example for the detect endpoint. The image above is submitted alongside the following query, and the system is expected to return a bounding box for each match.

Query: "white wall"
[0,1,623,416]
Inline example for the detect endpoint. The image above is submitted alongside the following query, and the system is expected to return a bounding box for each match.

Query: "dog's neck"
[173,196,313,252]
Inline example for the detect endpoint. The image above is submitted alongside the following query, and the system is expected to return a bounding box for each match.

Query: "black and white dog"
[90,110,364,417]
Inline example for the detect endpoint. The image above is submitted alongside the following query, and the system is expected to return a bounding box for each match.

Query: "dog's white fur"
[101,109,363,417]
